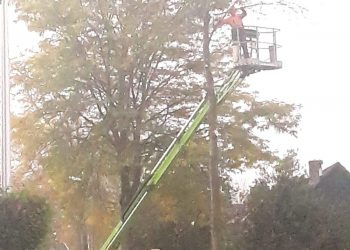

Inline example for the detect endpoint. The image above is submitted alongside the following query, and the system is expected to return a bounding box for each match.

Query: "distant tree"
[240,157,350,250]
[244,178,322,249]
[0,192,50,250]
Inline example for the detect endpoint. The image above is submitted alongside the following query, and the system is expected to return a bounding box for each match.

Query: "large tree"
[12,0,300,249]
[13,0,201,248]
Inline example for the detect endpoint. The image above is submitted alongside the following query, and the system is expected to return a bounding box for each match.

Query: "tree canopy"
[12,0,300,249]
[240,160,350,250]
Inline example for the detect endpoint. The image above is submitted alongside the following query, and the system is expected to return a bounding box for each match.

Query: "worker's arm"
[216,16,232,27]
[240,7,247,19]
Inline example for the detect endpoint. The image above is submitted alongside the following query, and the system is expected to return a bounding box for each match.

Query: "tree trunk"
[203,9,221,250]
[79,224,90,250]
[119,166,132,250]
[117,45,142,249]
[118,108,144,250]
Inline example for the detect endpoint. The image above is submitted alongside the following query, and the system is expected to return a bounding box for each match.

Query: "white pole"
[1,0,10,190]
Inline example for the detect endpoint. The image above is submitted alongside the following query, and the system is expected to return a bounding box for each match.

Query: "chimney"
[309,160,323,185]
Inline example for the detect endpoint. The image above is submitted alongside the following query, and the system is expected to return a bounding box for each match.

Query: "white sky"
[247,0,350,171]
[8,0,350,171]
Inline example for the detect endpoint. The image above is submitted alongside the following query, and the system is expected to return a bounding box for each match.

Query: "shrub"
[0,192,50,250]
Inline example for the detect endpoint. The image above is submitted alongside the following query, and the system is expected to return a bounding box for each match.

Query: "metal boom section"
[100,70,245,250]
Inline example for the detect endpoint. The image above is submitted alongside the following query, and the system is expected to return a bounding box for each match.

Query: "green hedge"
[0,192,50,250]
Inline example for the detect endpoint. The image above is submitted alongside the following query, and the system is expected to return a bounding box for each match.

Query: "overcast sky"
[246,0,350,170]
[8,0,350,171]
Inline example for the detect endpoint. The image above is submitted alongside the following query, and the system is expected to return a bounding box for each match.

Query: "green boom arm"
[100,70,245,250]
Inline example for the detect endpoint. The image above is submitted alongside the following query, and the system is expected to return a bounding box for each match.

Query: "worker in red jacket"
[217,7,249,59]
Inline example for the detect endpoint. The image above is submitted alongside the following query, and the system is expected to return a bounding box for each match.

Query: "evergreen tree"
[0,192,50,250]
[241,159,350,250]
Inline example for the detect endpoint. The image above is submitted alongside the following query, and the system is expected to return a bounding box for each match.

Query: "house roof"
[315,162,350,202]
[321,162,347,177]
